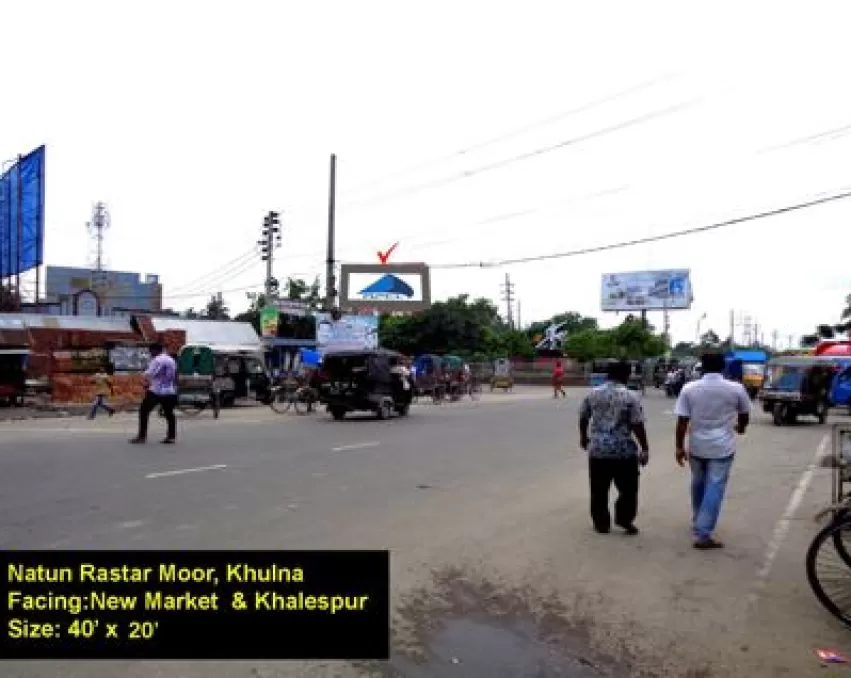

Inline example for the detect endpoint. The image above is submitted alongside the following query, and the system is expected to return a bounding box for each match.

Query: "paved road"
[0,388,847,677]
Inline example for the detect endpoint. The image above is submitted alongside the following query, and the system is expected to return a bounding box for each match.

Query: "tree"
[181,307,200,319]
[233,293,268,335]
[562,317,666,362]
[202,293,230,320]
[699,329,721,347]
[671,341,697,357]
[379,295,517,358]
[527,311,598,347]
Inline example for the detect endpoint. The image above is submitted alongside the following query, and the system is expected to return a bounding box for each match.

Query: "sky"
[2,0,850,346]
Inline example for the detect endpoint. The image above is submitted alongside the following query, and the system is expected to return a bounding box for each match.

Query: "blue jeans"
[88,395,114,419]
[689,455,734,541]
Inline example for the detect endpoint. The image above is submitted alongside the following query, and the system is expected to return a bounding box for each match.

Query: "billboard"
[601,269,692,311]
[315,312,379,352]
[0,146,45,278]
[339,263,431,313]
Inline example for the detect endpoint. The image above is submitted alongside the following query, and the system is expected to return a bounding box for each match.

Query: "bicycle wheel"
[806,516,851,627]
[293,388,312,415]
[270,389,292,414]
[177,403,202,417]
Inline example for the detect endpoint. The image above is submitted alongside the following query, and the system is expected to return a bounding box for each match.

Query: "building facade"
[43,266,162,316]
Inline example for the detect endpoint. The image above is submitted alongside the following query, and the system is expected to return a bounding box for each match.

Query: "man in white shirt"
[675,351,750,549]
[130,342,178,445]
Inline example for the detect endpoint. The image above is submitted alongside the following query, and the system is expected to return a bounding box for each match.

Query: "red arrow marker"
[377,242,399,264]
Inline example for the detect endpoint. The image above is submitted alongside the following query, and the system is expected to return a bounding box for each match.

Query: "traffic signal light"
[259,211,282,261]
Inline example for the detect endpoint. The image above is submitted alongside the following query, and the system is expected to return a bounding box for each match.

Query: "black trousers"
[138,391,177,441]
[588,457,640,530]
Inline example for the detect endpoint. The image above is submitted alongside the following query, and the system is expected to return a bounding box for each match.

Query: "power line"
[341,73,679,195]
[431,187,851,270]
[169,248,259,294]
[344,99,702,209]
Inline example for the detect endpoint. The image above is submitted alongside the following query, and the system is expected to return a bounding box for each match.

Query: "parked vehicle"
[627,360,645,393]
[725,350,767,398]
[0,347,28,407]
[318,348,413,420]
[177,344,271,413]
[759,356,835,425]
[829,362,851,414]
[490,358,514,392]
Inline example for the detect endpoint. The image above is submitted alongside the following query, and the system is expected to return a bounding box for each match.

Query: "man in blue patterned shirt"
[579,360,650,535]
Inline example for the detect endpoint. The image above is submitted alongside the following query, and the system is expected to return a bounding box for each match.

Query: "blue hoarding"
[0,145,45,278]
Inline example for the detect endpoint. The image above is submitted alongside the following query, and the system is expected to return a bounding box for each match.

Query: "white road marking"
[747,434,828,607]
[332,441,380,452]
[146,464,227,479]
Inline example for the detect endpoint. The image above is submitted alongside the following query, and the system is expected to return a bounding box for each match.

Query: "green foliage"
[379,295,514,359]
[203,293,230,320]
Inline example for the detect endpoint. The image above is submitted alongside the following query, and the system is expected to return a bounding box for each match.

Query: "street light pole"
[696,312,707,344]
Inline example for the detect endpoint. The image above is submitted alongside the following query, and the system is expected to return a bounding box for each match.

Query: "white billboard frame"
[601,269,693,312]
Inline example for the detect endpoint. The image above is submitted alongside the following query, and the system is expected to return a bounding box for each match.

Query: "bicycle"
[806,424,851,627]
[269,384,317,415]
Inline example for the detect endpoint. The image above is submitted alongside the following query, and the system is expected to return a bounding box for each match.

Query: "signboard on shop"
[274,300,310,317]
[52,348,109,373]
[260,306,279,337]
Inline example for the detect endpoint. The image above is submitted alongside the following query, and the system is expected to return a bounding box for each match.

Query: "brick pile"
[51,374,147,405]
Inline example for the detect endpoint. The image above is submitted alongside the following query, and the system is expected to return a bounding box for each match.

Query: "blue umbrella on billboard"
[359,274,414,300]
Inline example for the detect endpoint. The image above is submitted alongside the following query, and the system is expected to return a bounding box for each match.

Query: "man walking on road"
[579,360,650,535]
[675,351,750,549]
[130,343,178,445]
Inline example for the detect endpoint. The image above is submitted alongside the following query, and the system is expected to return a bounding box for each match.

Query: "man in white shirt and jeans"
[130,343,178,445]
[675,351,750,549]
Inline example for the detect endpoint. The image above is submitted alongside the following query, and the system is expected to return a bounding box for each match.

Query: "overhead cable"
[344,99,702,208]
[430,187,851,270]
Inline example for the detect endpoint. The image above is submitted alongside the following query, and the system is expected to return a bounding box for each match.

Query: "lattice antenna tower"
[87,202,110,288]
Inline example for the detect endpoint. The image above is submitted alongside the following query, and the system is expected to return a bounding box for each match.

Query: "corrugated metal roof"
[0,313,134,332]
[150,317,261,347]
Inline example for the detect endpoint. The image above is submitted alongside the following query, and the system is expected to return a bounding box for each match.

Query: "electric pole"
[516,300,522,330]
[772,329,778,350]
[325,154,337,313]
[258,211,281,299]
[500,273,515,328]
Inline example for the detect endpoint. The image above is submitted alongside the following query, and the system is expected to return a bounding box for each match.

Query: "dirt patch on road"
[352,565,717,678]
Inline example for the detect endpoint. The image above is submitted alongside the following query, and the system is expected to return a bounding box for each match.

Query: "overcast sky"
[3,0,850,345]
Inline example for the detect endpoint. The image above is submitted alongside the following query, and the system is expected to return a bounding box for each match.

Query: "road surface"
[0,387,846,677]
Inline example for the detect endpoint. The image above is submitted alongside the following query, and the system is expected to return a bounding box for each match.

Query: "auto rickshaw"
[626,360,645,394]
[0,347,28,407]
[490,358,514,392]
[176,345,221,417]
[318,348,412,420]
[759,356,836,425]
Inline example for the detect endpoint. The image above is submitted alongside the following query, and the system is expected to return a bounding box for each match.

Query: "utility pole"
[500,273,515,328]
[729,309,735,346]
[772,329,778,350]
[258,211,281,299]
[325,154,337,313]
[516,300,522,330]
